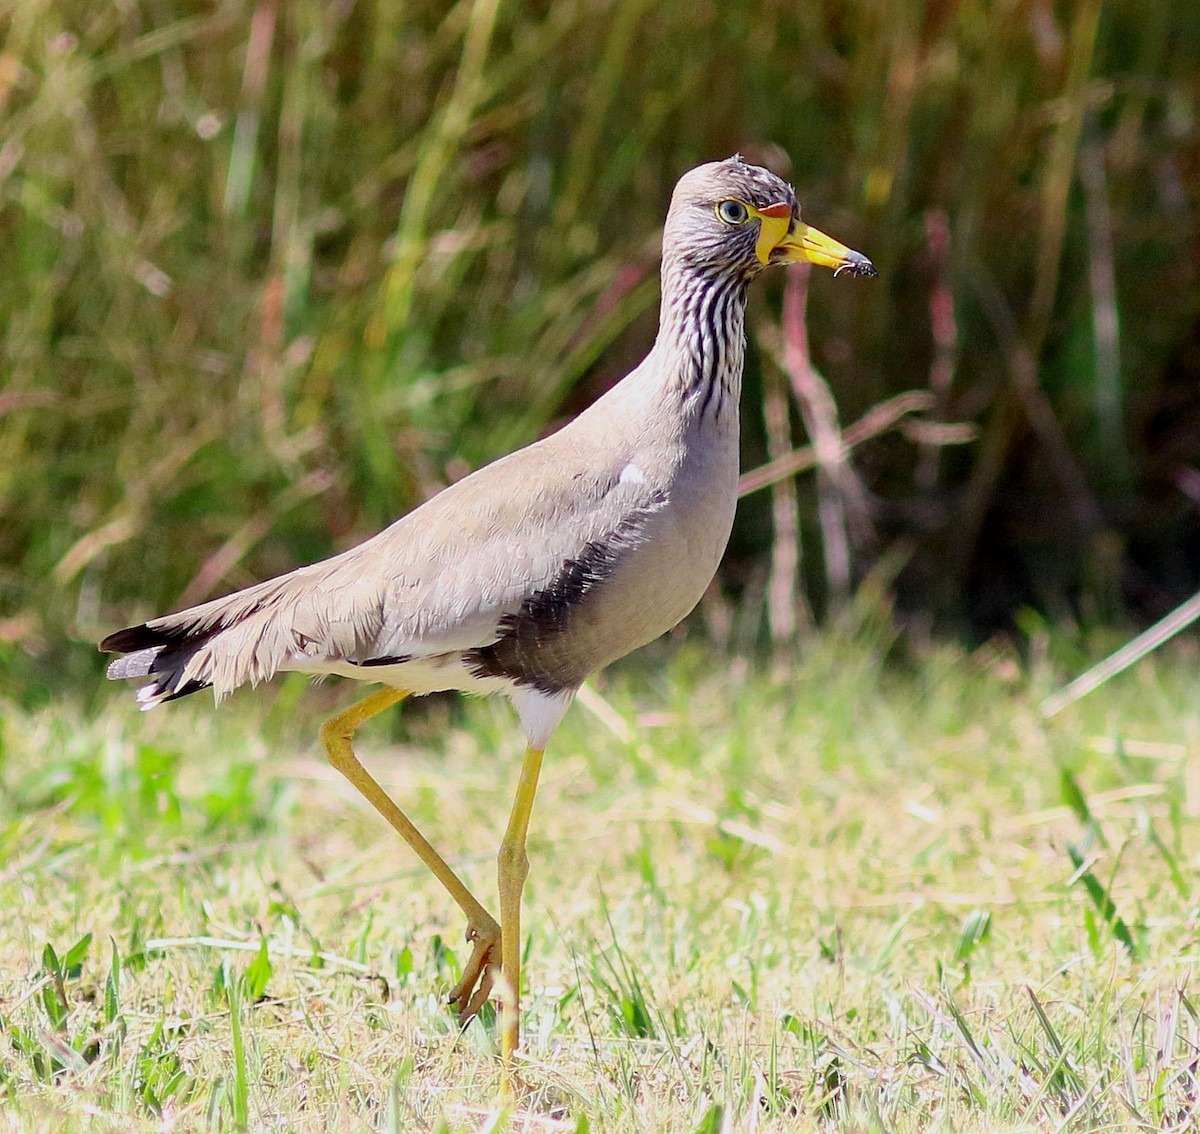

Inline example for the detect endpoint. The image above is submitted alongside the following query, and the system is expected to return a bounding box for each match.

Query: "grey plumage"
[102,155,875,743]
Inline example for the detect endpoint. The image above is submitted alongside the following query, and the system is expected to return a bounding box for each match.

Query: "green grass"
[3,623,1200,1131]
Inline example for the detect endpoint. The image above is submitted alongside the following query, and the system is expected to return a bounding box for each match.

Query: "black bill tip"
[835,250,877,279]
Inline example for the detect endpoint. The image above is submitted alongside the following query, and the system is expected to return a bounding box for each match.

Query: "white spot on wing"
[618,462,647,486]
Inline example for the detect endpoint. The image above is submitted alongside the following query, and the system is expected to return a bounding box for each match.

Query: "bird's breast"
[537,424,740,683]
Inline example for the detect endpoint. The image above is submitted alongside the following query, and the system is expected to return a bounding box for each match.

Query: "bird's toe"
[448,918,502,1024]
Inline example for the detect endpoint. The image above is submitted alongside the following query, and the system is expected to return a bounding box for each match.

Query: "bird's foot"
[447,916,501,1024]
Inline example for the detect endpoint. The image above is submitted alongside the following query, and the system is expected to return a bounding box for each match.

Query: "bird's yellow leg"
[320,688,501,1021]
[496,743,545,1075]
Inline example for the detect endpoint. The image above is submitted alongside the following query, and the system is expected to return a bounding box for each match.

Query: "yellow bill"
[753,201,876,277]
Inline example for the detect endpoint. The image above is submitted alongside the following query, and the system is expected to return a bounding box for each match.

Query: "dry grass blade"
[915,209,958,491]
[761,363,807,653]
[737,392,939,498]
[1041,590,1200,718]
[776,267,865,605]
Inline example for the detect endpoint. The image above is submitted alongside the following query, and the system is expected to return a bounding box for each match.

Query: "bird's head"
[664,155,876,281]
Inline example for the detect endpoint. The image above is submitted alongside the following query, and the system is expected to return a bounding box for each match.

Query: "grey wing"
[350,450,670,669]
[101,447,667,704]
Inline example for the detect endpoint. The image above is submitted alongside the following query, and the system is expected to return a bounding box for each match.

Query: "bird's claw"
[448,920,501,1025]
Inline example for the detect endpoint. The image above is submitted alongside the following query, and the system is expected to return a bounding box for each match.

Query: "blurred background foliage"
[1,0,1198,696]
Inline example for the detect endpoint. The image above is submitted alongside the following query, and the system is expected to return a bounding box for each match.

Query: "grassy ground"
[2,621,1199,1132]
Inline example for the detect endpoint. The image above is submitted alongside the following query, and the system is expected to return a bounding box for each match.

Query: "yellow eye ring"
[715,199,750,225]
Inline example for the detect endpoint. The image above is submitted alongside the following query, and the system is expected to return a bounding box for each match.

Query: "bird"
[100,155,875,1077]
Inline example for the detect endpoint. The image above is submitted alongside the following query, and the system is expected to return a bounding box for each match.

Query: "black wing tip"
[159,679,209,703]
[100,625,151,654]
[99,623,181,654]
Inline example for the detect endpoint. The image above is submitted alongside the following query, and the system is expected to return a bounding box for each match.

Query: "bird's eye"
[715,199,750,225]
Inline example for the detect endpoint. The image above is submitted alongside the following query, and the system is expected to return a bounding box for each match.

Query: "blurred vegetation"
[1,0,1198,695]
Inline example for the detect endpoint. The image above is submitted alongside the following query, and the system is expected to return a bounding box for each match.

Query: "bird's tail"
[100,575,299,710]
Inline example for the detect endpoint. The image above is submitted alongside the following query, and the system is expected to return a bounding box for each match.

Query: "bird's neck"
[648,255,749,426]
